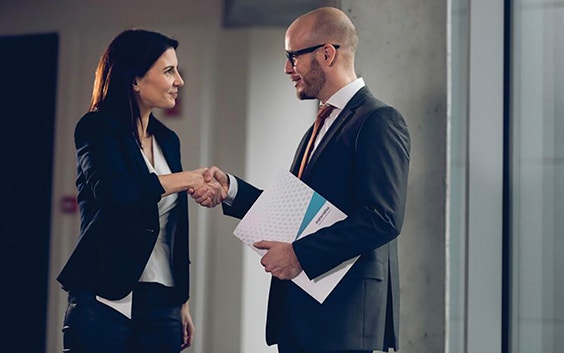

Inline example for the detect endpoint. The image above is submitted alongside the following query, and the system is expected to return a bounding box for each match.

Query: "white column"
[466,0,504,352]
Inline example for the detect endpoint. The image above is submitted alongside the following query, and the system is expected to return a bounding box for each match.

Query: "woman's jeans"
[62,282,182,353]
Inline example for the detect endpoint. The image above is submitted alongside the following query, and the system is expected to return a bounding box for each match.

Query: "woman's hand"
[189,166,229,207]
[180,301,195,350]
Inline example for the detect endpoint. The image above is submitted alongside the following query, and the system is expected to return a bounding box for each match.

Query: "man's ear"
[324,46,336,65]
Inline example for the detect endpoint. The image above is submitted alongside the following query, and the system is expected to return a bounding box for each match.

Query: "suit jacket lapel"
[102,111,151,175]
[299,87,370,180]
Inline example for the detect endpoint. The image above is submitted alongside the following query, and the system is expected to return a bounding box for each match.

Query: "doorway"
[0,32,58,352]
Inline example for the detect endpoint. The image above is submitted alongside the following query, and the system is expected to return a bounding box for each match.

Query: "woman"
[57,29,221,353]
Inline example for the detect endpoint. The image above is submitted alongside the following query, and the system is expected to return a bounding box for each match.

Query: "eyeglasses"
[285,43,340,66]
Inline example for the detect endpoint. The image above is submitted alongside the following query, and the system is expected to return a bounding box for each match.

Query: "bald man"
[197,7,410,353]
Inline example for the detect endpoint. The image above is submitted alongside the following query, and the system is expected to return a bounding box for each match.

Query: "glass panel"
[510,1,564,352]
[447,0,469,352]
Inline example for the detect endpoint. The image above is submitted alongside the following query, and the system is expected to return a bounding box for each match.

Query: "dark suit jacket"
[223,86,410,351]
[57,110,190,303]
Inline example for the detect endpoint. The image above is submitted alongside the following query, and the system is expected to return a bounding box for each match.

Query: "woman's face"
[133,48,184,114]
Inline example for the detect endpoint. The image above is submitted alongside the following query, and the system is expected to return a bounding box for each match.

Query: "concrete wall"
[343,1,447,351]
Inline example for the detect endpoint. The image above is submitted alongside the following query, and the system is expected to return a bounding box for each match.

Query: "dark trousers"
[276,306,372,353]
[278,341,372,353]
[277,329,372,353]
[62,282,182,353]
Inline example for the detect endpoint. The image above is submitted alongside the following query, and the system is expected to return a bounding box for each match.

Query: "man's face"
[285,46,326,100]
[284,22,327,101]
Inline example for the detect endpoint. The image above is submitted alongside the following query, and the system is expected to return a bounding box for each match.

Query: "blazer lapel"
[299,87,371,180]
[103,111,151,175]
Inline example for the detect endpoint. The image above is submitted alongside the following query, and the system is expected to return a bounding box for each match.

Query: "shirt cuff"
[223,173,238,206]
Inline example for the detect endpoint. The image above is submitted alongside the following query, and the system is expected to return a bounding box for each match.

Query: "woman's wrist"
[186,170,204,191]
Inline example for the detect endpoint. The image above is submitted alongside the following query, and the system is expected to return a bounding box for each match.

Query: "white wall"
[241,29,316,352]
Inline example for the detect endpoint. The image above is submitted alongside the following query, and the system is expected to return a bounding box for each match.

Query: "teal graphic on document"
[295,192,325,240]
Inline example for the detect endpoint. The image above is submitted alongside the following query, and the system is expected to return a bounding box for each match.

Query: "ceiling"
[223,0,339,27]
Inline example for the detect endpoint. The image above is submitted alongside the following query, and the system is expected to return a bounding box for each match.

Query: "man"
[196,7,410,353]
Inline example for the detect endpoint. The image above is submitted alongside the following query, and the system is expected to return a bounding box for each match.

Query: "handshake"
[183,166,303,280]
[186,166,229,208]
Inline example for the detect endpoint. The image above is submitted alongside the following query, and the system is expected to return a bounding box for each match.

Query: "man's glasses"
[285,43,340,66]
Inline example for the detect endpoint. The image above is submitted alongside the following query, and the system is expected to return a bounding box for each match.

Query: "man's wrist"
[224,174,238,205]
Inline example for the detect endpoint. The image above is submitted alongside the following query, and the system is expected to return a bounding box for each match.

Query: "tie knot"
[316,103,334,122]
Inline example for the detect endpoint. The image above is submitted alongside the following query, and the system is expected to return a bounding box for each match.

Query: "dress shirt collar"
[313,78,366,150]
[324,77,365,110]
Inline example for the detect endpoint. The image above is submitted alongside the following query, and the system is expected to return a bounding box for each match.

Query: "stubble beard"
[297,57,326,101]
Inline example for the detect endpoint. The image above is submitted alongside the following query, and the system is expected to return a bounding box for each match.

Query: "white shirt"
[138,136,178,287]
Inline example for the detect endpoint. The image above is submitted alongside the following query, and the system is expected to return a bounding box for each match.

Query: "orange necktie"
[297,103,334,179]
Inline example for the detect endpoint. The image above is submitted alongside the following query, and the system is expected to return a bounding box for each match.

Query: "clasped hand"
[188,167,228,208]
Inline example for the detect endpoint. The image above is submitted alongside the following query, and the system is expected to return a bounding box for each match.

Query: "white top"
[138,136,178,287]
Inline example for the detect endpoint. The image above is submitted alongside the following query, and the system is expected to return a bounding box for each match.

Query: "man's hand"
[189,166,228,207]
[254,240,302,280]
[203,166,229,190]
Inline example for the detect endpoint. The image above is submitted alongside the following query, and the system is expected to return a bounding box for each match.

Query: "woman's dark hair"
[89,29,178,137]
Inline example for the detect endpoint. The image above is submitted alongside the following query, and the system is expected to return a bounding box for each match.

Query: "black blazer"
[57,110,190,303]
[223,87,410,351]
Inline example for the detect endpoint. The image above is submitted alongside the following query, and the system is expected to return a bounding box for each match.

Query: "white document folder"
[233,170,358,303]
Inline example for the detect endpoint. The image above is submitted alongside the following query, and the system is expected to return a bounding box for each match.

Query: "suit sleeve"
[75,112,165,211]
[293,106,410,279]
[222,176,263,219]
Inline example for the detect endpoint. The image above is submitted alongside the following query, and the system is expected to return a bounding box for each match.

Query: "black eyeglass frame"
[285,43,340,66]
